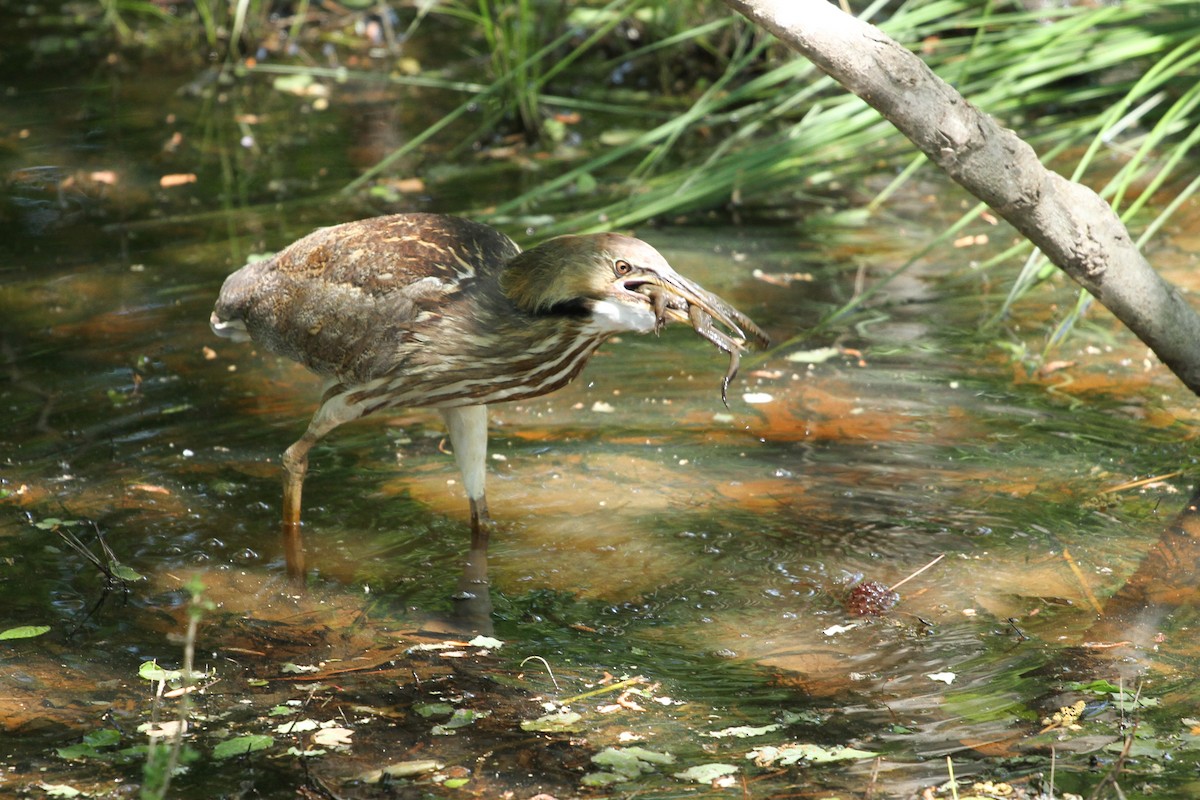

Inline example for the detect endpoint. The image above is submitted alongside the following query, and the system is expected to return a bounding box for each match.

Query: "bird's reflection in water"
[1085,484,1200,677]
[281,528,494,635]
[449,547,494,636]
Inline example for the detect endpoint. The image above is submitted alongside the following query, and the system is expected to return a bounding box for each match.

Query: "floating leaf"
[674,763,739,784]
[138,661,182,682]
[275,718,319,734]
[592,746,675,778]
[521,711,584,733]
[35,517,81,530]
[38,784,82,798]
[359,759,444,783]
[414,702,455,718]
[212,734,273,760]
[780,710,827,725]
[111,565,145,582]
[311,727,353,747]
[431,708,487,735]
[1111,692,1159,711]
[468,635,503,649]
[285,746,326,758]
[581,771,625,787]
[1067,679,1122,695]
[786,347,842,364]
[748,743,875,767]
[88,729,122,747]
[708,723,782,739]
[139,720,186,738]
[443,778,469,789]
[0,625,50,640]
[56,744,101,761]
[281,662,320,674]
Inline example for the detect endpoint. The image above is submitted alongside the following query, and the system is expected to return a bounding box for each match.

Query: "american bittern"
[211,213,768,571]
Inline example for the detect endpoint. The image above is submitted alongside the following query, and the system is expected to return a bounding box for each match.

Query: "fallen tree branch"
[724,0,1200,397]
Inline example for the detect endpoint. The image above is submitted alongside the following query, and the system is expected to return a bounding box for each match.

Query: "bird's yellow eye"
[614,259,633,276]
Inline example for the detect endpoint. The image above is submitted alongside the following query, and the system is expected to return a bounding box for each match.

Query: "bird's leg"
[279,391,360,582]
[469,495,491,552]
[281,437,313,530]
[439,405,492,560]
[280,434,315,583]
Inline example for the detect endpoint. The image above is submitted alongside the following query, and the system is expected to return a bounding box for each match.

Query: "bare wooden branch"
[725,0,1200,396]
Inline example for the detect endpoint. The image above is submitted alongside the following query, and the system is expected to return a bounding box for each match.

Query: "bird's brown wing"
[212,214,521,383]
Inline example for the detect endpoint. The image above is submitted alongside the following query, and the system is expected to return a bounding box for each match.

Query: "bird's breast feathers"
[584,298,658,334]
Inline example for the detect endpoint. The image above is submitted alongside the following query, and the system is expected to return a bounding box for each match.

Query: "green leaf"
[358,760,444,783]
[56,744,101,761]
[592,746,675,778]
[138,660,182,682]
[443,778,470,788]
[414,702,455,718]
[520,711,584,733]
[1067,679,1122,695]
[83,729,121,748]
[708,723,782,738]
[0,625,50,640]
[431,708,487,735]
[581,771,626,787]
[212,734,273,760]
[674,763,738,783]
[111,564,145,582]
[747,743,875,766]
[281,662,320,674]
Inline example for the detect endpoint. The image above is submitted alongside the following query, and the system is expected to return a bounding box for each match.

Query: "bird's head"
[500,233,768,346]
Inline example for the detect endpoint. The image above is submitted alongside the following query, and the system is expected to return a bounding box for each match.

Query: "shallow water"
[4,12,1200,800]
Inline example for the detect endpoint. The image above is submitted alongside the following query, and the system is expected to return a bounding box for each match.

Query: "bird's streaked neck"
[584,298,658,334]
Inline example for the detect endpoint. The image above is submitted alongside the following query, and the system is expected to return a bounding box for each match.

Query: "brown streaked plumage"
[212,213,768,575]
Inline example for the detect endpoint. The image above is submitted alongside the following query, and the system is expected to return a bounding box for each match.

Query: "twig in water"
[890,554,946,592]
[1099,471,1181,494]
[519,655,561,692]
[559,675,646,705]
[946,756,960,800]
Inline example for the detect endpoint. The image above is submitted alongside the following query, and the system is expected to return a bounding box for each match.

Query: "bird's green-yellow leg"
[280,391,361,581]
[280,435,314,581]
[439,405,492,557]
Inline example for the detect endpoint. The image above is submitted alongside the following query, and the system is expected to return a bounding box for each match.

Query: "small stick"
[559,676,645,705]
[1099,471,1182,494]
[889,553,946,592]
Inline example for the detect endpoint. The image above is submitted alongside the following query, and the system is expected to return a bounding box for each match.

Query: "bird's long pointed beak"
[632,273,770,350]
